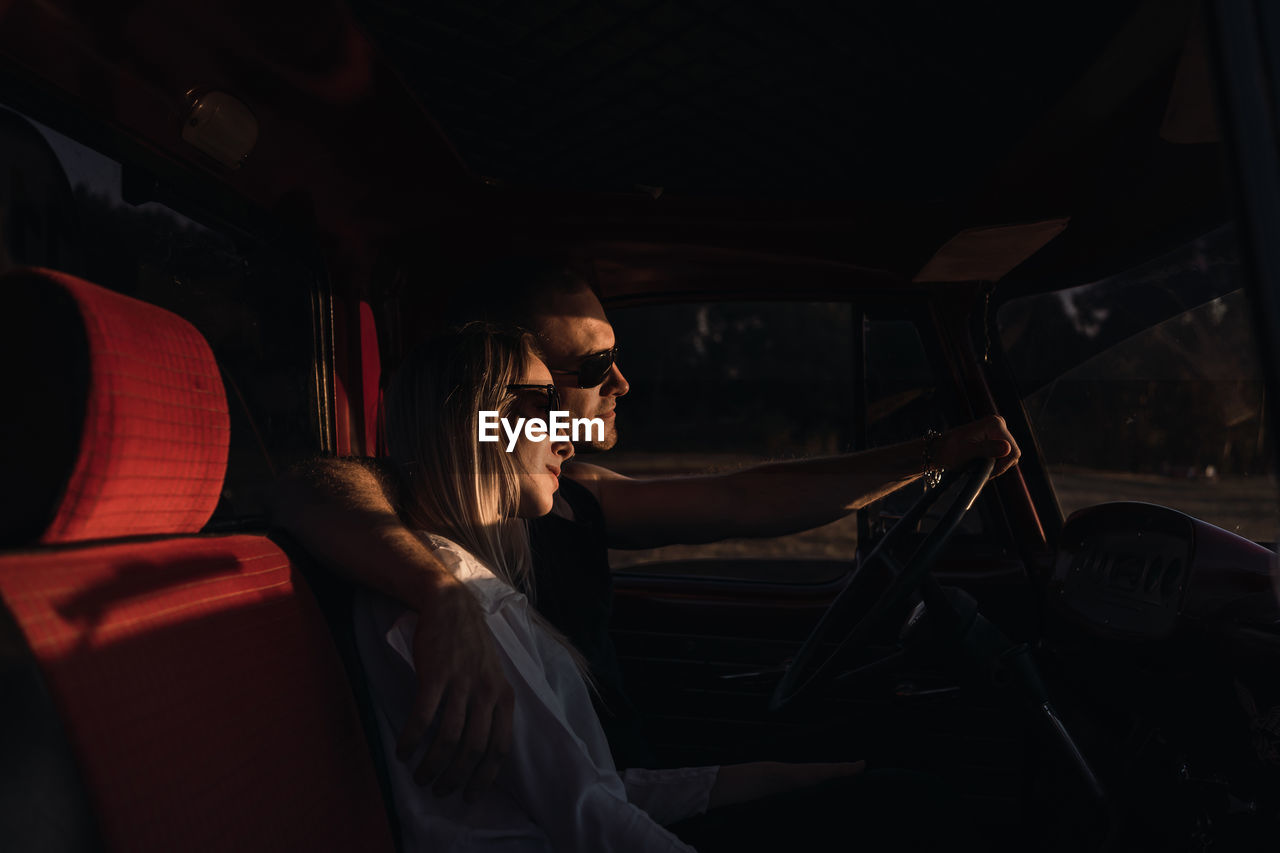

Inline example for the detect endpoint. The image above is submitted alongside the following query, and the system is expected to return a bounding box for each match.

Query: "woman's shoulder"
[415,532,493,581]
[415,532,521,613]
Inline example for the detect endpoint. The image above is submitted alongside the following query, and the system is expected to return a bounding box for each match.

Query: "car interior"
[0,1,1278,851]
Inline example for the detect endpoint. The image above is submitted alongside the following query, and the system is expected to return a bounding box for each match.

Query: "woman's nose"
[553,438,574,461]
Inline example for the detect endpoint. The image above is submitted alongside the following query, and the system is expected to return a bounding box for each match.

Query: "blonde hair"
[385,322,537,592]
[384,322,591,679]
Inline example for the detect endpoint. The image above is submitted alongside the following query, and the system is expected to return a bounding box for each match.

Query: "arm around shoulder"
[268,455,514,797]
[269,455,449,605]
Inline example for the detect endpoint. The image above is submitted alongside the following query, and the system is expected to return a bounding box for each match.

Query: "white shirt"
[353,533,717,852]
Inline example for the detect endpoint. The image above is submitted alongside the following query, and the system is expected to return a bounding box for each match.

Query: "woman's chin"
[516,493,556,519]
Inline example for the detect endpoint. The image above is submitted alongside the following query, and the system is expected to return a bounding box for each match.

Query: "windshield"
[997,224,1278,543]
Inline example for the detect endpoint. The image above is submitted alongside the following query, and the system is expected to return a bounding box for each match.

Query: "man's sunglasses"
[506,383,561,414]
[547,346,619,389]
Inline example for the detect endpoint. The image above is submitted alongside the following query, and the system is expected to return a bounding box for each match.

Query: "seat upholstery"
[0,269,395,851]
[1,268,228,547]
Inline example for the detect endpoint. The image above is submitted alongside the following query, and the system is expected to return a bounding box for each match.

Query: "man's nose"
[602,363,629,397]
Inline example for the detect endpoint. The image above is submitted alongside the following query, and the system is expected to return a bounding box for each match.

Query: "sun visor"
[912,218,1069,283]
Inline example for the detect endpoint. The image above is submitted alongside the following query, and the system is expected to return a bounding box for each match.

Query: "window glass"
[602,301,858,576]
[997,224,1278,542]
[4,108,323,525]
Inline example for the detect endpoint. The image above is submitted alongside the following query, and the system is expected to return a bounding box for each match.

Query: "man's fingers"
[397,679,446,759]
[413,688,469,786]
[943,415,1020,476]
[432,699,492,797]
[398,589,516,796]
[994,446,1022,477]
[977,438,1012,459]
[464,686,514,802]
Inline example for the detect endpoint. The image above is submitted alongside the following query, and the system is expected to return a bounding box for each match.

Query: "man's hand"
[268,457,516,799]
[936,414,1021,478]
[401,575,514,801]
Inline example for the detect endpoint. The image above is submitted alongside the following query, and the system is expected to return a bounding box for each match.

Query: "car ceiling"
[0,0,1230,299]
[350,0,1131,202]
[347,0,1228,297]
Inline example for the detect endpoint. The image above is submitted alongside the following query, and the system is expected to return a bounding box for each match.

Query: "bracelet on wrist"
[922,428,943,490]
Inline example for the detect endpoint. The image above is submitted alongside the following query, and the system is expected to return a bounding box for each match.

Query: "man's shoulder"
[560,460,627,515]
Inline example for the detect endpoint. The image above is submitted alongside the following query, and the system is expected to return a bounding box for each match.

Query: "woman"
[355,323,867,852]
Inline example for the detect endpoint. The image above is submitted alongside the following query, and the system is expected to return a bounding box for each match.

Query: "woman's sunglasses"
[548,345,619,389]
[506,383,561,414]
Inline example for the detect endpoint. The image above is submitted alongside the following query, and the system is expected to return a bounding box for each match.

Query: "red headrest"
[0,268,229,544]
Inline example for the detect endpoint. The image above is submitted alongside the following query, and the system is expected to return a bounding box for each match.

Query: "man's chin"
[576,425,619,453]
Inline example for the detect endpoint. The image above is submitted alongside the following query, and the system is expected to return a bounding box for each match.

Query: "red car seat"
[0,268,395,851]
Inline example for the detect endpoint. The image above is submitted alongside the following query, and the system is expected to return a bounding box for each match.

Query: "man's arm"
[269,457,514,801]
[570,415,1020,550]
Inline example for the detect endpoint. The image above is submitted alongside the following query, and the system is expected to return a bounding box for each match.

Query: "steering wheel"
[769,456,994,713]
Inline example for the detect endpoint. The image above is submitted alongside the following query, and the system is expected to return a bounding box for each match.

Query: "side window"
[604,301,858,579]
[2,108,325,526]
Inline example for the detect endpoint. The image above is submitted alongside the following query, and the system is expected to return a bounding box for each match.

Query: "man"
[270,260,1021,801]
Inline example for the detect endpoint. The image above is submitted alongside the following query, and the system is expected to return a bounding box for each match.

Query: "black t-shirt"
[527,475,656,769]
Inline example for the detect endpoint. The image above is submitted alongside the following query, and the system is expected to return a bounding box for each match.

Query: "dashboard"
[1050,502,1275,639]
